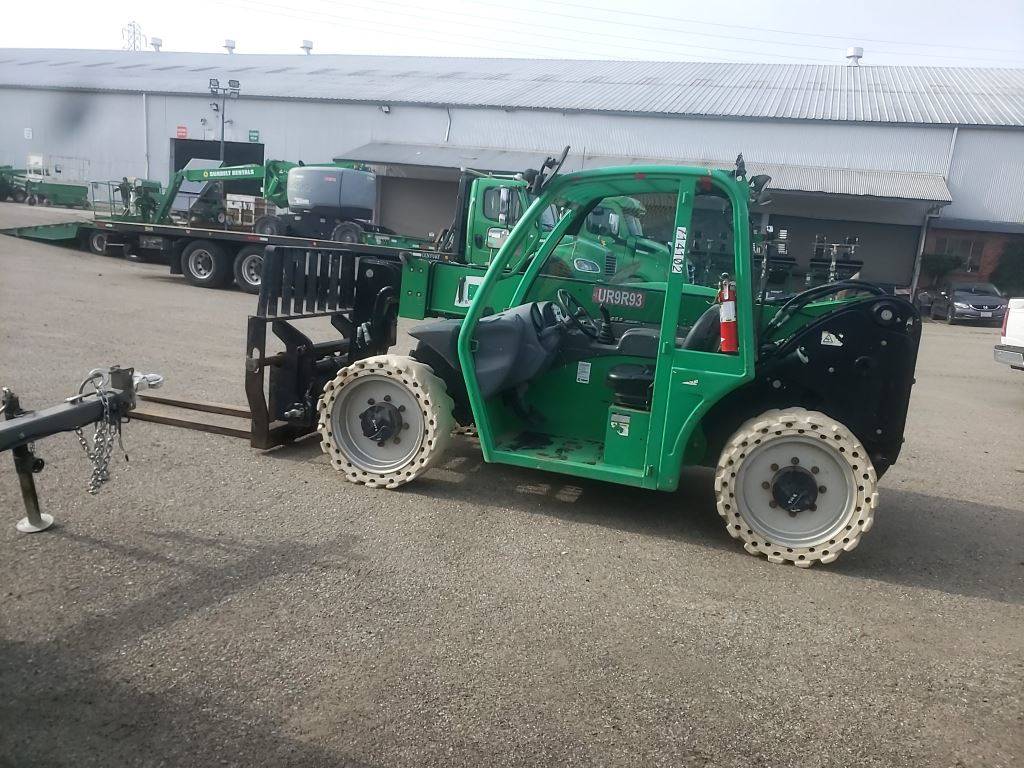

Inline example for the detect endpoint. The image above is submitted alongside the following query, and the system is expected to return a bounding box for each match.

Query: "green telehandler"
[302,153,920,567]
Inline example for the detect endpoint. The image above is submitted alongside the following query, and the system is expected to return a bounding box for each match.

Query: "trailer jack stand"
[12,443,53,533]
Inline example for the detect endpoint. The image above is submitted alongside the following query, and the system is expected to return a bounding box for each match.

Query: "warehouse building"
[1,49,1022,288]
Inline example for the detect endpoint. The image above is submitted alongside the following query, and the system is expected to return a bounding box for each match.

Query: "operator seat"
[679,304,721,352]
[605,304,721,410]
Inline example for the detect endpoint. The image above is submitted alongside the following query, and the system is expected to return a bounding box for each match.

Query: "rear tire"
[86,230,108,255]
[180,240,232,288]
[12,189,26,204]
[330,221,363,244]
[318,355,455,489]
[714,408,878,568]
[233,246,264,294]
[27,195,37,206]
[253,214,285,236]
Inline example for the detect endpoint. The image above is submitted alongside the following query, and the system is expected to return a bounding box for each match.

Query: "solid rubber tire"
[714,408,878,567]
[318,355,455,489]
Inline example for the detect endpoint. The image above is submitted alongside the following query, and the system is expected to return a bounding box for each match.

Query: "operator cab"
[410,169,745,479]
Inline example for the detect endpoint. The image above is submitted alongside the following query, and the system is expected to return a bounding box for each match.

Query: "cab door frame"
[648,172,756,491]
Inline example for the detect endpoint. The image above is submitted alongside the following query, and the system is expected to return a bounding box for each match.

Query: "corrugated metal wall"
[2,87,1021,233]
[943,128,1024,224]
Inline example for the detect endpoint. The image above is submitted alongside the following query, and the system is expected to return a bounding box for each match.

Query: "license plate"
[981,312,993,318]
[592,285,646,309]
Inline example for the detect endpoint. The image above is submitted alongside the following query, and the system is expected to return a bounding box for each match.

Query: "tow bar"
[1,366,163,533]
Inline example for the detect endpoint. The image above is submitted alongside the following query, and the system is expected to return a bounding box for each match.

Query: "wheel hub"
[359,400,404,443]
[770,465,819,513]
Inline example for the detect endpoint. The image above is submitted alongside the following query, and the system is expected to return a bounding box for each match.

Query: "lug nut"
[367,398,375,405]
[394,437,401,444]
[791,457,799,465]
[811,466,820,474]
[818,485,826,493]
[768,500,778,508]
[398,405,406,412]
[376,440,385,447]
[384,395,392,402]
[761,481,770,490]
[788,510,798,517]
[770,463,779,471]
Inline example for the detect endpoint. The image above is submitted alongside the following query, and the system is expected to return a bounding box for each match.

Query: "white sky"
[2,0,1023,67]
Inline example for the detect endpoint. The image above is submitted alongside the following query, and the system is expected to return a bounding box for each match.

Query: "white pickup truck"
[994,297,1024,371]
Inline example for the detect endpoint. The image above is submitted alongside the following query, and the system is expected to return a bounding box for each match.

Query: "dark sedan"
[928,281,1007,325]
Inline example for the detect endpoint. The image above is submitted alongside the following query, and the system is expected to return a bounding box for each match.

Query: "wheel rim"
[734,435,856,549]
[188,249,214,279]
[329,375,425,473]
[91,233,106,253]
[240,253,263,287]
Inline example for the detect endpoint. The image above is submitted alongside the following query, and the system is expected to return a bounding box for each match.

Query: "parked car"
[928,281,1008,325]
[994,297,1024,371]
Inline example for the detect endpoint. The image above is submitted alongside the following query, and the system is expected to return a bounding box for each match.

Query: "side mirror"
[607,212,621,238]
[486,227,510,249]
[497,187,511,225]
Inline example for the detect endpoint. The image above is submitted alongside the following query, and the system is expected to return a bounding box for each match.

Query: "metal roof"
[1,49,1022,126]
[342,142,953,202]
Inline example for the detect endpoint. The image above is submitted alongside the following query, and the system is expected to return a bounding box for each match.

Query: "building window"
[934,236,983,272]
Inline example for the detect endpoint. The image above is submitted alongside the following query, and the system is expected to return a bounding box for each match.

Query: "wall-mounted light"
[151,37,163,52]
[301,40,313,55]
[380,105,391,114]
[224,39,236,54]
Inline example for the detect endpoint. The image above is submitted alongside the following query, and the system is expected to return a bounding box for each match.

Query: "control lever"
[597,305,615,345]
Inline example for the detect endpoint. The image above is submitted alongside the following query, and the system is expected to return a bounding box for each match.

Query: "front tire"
[233,246,264,294]
[180,240,232,288]
[714,408,878,567]
[318,355,455,489]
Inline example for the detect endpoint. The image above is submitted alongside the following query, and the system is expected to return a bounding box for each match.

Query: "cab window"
[482,186,522,225]
[539,191,677,286]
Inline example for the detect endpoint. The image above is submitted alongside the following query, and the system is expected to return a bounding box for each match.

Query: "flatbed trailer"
[2,216,439,293]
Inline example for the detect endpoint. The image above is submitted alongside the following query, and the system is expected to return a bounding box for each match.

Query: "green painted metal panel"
[2,222,82,241]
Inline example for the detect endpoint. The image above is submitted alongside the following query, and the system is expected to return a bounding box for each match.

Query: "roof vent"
[301,40,313,55]
[846,46,863,66]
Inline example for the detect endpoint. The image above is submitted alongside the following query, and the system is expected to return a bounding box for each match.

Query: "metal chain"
[72,374,124,495]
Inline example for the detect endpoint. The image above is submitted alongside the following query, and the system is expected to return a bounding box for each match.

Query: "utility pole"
[208,79,241,162]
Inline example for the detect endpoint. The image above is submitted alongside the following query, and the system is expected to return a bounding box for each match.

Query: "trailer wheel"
[12,189,26,204]
[233,246,264,294]
[254,215,285,236]
[40,197,51,206]
[180,240,232,288]
[318,354,455,489]
[714,408,878,568]
[27,195,38,206]
[330,222,363,244]
[86,231,108,255]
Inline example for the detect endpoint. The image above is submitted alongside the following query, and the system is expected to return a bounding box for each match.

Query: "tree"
[990,240,1024,296]
[920,252,964,288]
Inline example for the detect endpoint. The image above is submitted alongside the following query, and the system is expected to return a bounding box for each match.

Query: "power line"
[221,0,837,63]
[519,0,1024,58]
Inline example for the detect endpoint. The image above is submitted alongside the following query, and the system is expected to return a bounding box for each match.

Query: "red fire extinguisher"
[718,275,738,354]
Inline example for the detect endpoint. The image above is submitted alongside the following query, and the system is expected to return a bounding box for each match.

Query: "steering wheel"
[764,280,886,338]
[556,289,599,338]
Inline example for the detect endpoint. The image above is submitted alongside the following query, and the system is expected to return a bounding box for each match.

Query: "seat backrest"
[680,304,721,352]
